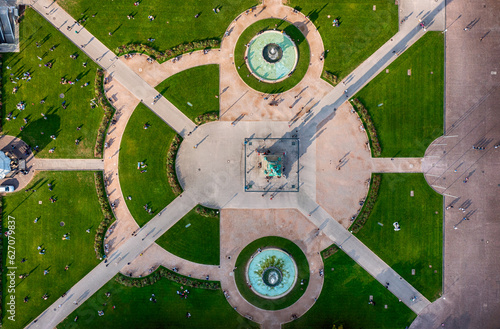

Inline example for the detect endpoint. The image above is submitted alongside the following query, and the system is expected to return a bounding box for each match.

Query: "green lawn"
[234,19,310,93]
[355,174,443,301]
[58,275,258,329]
[285,251,416,329]
[355,32,444,157]
[234,236,309,310]
[1,8,102,158]
[119,104,177,227]
[59,0,257,52]
[156,65,219,121]
[289,0,398,81]
[2,172,103,328]
[156,208,220,265]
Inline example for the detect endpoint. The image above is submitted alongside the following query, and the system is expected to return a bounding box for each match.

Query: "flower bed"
[322,70,339,87]
[350,98,382,157]
[94,69,116,158]
[349,174,381,234]
[195,205,219,218]
[115,266,220,290]
[115,39,219,64]
[94,172,116,259]
[194,111,219,125]
[166,135,183,196]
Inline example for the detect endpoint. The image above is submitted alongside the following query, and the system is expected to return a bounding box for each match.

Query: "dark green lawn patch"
[119,104,177,227]
[2,172,103,328]
[234,236,309,310]
[355,32,444,157]
[289,0,398,82]
[285,251,416,329]
[156,207,220,265]
[156,65,219,121]
[234,19,310,93]
[355,174,443,301]
[59,0,257,53]
[1,8,102,158]
[58,274,258,329]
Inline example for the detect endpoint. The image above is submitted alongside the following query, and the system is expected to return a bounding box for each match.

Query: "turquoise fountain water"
[246,248,297,299]
[246,31,298,82]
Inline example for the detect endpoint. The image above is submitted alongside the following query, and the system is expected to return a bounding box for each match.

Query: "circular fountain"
[246,248,298,299]
[245,30,298,83]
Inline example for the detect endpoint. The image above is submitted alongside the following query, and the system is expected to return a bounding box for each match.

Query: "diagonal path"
[30,0,196,137]
[296,195,431,314]
[26,189,199,329]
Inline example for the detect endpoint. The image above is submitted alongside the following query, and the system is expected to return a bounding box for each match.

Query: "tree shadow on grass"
[16,114,61,153]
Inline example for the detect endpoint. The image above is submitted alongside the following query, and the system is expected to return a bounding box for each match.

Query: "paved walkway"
[27,0,447,327]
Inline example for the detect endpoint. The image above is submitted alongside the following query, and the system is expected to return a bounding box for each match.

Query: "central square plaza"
[244,137,300,192]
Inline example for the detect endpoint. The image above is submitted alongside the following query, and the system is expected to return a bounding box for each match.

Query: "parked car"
[0,185,15,192]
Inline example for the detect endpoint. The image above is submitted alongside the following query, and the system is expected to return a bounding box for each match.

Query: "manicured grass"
[355,174,443,301]
[2,172,103,328]
[1,8,102,158]
[58,275,258,329]
[156,208,220,265]
[285,250,416,329]
[59,0,257,52]
[289,0,399,81]
[155,65,219,121]
[234,19,310,93]
[355,32,444,157]
[234,236,309,310]
[119,104,177,227]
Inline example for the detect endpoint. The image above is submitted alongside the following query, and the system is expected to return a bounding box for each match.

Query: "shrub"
[349,174,381,234]
[195,205,219,218]
[350,99,382,157]
[94,69,116,158]
[322,70,339,87]
[166,135,183,196]
[194,111,219,125]
[115,266,220,290]
[93,172,116,259]
[115,39,220,64]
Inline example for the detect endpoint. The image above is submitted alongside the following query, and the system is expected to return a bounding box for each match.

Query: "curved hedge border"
[94,172,115,259]
[234,19,311,94]
[234,236,310,310]
[349,174,381,234]
[166,135,183,196]
[115,39,219,64]
[350,98,382,157]
[322,174,382,259]
[94,69,116,158]
[115,266,220,290]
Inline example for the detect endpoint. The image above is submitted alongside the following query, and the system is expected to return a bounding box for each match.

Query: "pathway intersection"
[24,0,448,327]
